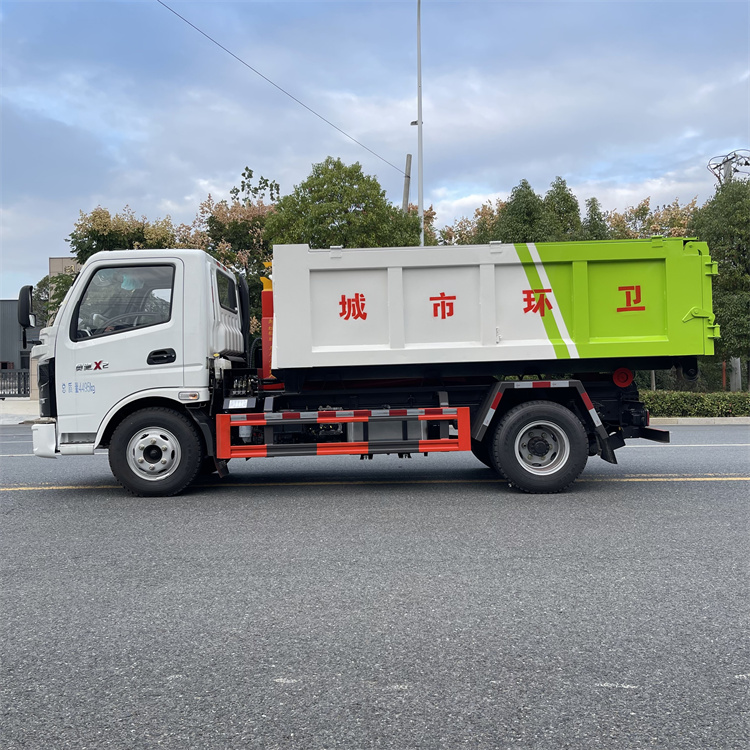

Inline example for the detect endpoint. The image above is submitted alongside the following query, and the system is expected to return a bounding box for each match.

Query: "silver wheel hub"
[514,420,570,475]
[125,427,182,482]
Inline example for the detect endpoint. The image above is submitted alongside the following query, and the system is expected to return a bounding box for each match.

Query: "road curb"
[650,416,750,425]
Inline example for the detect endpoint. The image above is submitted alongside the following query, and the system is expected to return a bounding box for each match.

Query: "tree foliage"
[439,198,505,245]
[439,179,699,247]
[67,206,177,264]
[607,197,697,239]
[440,177,583,244]
[606,198,653,239]
[177,168,278,322]
[31,274,51,328]
[581,197,609,240]
[688,179,750,359]
[265,157,420,249]
[32,272,77,328]
[539,176,582,241]
[406,203,438,245]
[649,197,698,237]
[60,160,748,379]
[492,179,546,242]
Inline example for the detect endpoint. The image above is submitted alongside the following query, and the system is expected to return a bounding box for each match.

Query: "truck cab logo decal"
[76,361,109,372]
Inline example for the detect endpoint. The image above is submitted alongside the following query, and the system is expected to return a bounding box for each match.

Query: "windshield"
[73,265,175,340]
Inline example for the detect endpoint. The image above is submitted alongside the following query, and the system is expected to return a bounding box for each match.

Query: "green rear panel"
[532,237,718,359]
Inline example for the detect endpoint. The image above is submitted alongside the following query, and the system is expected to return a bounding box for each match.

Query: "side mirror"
[18,285,36,328]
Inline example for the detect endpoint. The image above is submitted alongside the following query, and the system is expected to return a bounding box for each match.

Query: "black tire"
[109,407,204,497]
[491,400,587,493]
[471,438,494,470]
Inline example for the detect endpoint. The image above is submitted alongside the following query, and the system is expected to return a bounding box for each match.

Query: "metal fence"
[0,370,30,397]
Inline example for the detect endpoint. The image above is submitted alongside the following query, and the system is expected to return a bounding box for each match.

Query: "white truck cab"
[26,249,244,460]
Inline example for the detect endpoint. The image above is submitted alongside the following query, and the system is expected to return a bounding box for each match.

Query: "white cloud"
[0,198,76,296]
[1,0,747,295]
[2,68,149,160]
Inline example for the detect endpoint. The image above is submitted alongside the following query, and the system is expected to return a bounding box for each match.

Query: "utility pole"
[416,0,424,246]
[707,149,749,391]
[722,159,741,390]
[708,149,750,184]
[402,154,412,213]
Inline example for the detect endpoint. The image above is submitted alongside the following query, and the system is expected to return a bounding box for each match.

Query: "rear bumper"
[633,425,670,443]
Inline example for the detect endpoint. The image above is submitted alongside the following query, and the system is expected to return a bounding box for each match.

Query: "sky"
[1,0,749,297]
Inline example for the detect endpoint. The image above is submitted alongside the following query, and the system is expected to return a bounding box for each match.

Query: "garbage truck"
[17,237,718,496]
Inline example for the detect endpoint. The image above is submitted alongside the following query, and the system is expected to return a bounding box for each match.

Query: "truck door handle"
[147,348,176,365]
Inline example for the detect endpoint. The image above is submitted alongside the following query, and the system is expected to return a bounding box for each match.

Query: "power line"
[155,0,405,176]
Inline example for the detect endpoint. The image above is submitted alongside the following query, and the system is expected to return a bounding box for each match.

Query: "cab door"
[54,260,184,442]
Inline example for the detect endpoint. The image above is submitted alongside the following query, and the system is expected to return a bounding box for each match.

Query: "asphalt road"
[1,424,748,749]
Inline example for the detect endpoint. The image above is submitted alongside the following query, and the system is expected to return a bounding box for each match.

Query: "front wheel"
[109,408,204,497]
[491,401,588,493]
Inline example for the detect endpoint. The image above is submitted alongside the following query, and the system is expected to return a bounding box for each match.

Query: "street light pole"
[417,0,424,246]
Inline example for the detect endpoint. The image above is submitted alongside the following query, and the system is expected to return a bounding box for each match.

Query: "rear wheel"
[109,408,203,497]
[491,400,587,493]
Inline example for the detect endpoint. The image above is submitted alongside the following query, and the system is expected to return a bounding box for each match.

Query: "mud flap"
[212,457,230,478]
[597,433,620,464]
[186,408,228,478]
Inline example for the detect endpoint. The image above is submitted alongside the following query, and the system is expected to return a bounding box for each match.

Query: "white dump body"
[271,242,568,370]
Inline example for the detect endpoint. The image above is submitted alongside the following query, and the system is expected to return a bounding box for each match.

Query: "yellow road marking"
[626,443,750,448]
[1,476,749,491]
[0,485,121,491]
[583,477,750,483]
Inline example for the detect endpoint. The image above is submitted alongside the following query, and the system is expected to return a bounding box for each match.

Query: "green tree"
[265,157,420,249]
[539,176,582,241]
[32,272,77,328]
[31,275,51,328]
[688,179,750,361]
[491,179,546,243]
[67,206,177,264]
[441,179,590,244]
[581,197,609,240]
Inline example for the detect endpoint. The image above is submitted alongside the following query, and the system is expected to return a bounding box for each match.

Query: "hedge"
[640,390,750,417]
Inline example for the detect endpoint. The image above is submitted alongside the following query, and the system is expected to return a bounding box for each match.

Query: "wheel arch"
[472,381,601,443]
[97,396,207,451]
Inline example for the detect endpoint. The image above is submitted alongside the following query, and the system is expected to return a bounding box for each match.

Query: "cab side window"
[216,271,237,312]
[74,265,175,340]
